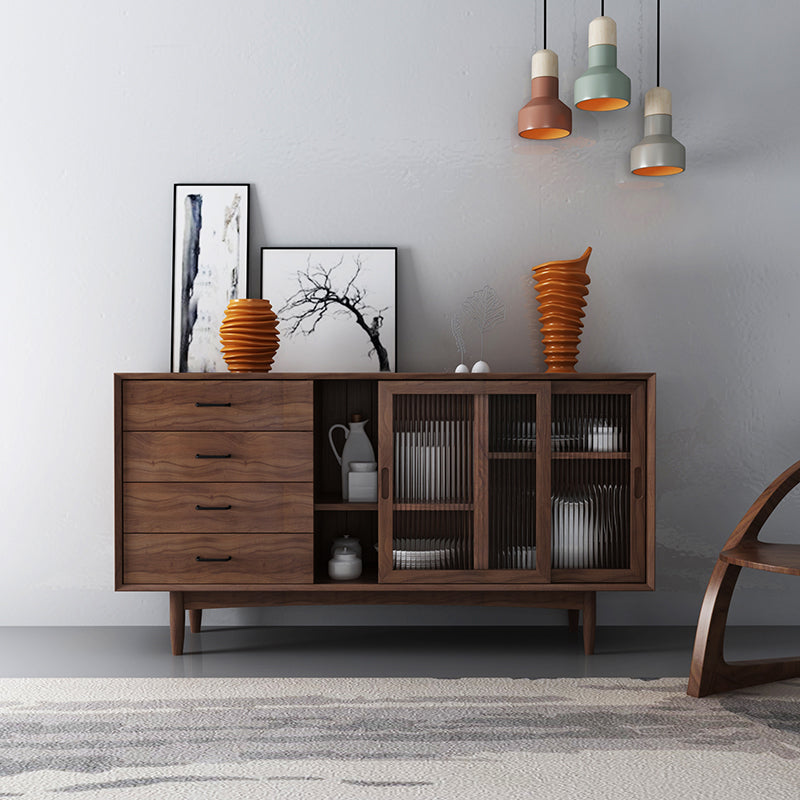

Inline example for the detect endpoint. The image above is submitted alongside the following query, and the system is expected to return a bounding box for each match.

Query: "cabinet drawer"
[123,431,313,482]
[122,380,313,431]
[123,483,313,533]
[123,533,313,585]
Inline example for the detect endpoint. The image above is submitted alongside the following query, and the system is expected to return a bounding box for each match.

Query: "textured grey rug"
[1,677,799,798]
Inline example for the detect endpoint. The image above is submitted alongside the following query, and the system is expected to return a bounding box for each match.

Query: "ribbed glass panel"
[391,394,473,570]
[551,459,630,569]
[392,511,473,570]
[551,394,630,452]
[489,394,537,452]
[489,460,536,569]
[393,394,473,503]
[487,394,537,569]
[552,459,630,569]
[551,394,631,569]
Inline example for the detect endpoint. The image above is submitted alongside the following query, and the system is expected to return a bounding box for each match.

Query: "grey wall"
[3,0,799,626]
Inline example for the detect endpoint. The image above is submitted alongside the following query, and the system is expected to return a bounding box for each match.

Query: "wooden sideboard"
[115,372,655,655]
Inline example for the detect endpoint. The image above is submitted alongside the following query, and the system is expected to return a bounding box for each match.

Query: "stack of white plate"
[551,485,624,569]
[499,545,536,569]
[552,433,580,452]
[392,537,458,570]
[499,421,536,451]
[394,422,468,501]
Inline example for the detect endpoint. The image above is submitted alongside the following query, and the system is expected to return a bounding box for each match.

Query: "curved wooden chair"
[687,460,800,697]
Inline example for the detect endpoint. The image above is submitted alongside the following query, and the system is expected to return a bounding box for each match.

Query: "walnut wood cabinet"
[115,373,655,655]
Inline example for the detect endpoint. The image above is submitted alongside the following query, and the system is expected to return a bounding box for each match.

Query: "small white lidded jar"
[331,534,362,557]
[328,547,362,581]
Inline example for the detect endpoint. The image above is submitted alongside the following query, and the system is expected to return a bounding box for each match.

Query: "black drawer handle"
[195,504,232,511]
[195,401,232,407]
[195,555,232,562]
[195,453,233,459]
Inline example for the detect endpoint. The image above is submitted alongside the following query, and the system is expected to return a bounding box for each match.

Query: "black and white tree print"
[278,253,392,371]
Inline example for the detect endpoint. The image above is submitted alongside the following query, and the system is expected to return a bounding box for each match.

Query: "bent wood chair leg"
[688,560,800,697]
[169,592,185,656]
[188,609,203,634]
[583,592,596,655]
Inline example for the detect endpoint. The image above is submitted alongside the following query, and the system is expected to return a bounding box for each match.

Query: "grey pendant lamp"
[574,2,630,111]
[518,0,572,140]
[630,0,685,176]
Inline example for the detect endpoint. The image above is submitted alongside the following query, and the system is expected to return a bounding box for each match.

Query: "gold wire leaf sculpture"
[449,312,467,366]
[219,298,280,373]
[462,285,506,362]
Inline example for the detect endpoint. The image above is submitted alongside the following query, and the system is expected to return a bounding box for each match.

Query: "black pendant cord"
[601,0,605,16]
[543,0,547,50]
[656,0,661,86]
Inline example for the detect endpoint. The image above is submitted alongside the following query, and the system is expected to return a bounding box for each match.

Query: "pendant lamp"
[630,0,685,175]
[574,2,630,111]
[518,0,571,140]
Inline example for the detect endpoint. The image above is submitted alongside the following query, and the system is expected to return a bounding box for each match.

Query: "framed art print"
[262,247,397,372]
[171,183,249,372]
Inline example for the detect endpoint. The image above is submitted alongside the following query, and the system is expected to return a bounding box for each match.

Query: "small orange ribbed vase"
[532,247,592,373]
[219,299,280,373]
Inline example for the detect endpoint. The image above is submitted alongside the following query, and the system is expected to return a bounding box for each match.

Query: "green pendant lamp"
[518,0,572,140]
[631,0,685,176]
[574,2,630,111]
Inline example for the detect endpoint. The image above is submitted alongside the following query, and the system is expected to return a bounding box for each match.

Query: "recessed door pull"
[195,401,232,407]
[195,504,232,511]
[195,453,232,459]
[195,555,232,562]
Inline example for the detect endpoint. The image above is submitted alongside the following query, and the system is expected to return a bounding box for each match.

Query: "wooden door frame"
[377,380,552,584]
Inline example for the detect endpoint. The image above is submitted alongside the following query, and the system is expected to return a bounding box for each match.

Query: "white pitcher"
[328,415,376,501]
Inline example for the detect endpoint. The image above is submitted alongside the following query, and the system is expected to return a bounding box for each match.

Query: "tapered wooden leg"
[169,592,185,656]
[189,609,202,634]
[688,560,800,697]
[568,609,579,632]
[582,592,596,655]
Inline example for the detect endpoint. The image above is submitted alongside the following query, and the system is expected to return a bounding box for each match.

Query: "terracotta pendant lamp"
[630,0,685,175]
[518,0,571,140]
[574,2,630,111]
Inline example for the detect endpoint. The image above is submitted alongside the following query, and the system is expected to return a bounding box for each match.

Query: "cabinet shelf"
[314,500,378,511]
[314,564,379,585]
[551,452,630,460]
[489,452,536,460]
[393,502,474,512]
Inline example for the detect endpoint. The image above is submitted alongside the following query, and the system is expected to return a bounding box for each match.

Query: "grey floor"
[1,626,797,679]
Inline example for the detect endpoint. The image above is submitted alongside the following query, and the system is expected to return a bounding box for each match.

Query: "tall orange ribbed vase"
[219,299,280,372]
[532,247,592,373]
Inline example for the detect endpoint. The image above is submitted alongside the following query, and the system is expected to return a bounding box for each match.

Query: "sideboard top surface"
[115,372,656,381]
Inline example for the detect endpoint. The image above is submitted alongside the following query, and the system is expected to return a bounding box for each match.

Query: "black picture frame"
[261,246,397,372]
[171,183,250,372]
